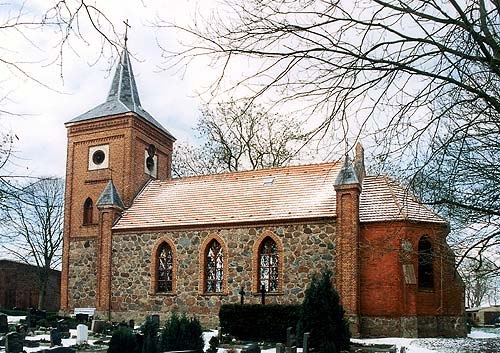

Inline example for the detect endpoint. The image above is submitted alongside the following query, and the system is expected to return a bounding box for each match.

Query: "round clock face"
[146,156,155,171]
[92,150,106,165]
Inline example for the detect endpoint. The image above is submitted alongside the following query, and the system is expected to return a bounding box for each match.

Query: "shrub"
[219,304,300,342]
[142,317,159,353]
[159,313,204,353]
[107,327,138,353]
[296,269,350,353]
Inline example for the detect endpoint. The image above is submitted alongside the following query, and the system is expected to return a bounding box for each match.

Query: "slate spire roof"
[96,180,125,209]
[67,46,174,139]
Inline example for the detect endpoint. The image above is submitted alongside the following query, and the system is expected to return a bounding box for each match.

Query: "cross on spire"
[123,19,131,48]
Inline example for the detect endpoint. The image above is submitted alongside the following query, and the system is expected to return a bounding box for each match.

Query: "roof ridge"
[383,175,407,219]
[169,161,342,183]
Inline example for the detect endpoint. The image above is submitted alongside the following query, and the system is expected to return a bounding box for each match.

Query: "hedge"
[219,304,300,342]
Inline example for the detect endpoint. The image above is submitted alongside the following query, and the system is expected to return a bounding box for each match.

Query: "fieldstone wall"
[360,315,465,338]
[68,239,98,308]
[109,222,336,327]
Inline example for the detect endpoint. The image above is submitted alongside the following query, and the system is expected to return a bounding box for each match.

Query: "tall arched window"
[418,236,434,289]
[205,239,224,293]
[157,243,174,292]
[259,237,279,292]
[83,198,93,225]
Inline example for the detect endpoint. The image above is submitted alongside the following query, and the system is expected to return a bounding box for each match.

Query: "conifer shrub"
[107,327,138,353]
[296,269,350,353]
[159,312,204,353]
[142,316,159,353]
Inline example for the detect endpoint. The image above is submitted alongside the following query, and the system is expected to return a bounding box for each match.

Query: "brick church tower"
[60,45,175,314]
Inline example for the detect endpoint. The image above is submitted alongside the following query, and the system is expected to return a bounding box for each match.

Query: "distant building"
[60,45,466,338]
[467,306,500,326]
[0,259,60,311]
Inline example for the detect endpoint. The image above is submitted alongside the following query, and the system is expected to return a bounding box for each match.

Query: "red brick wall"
[359,221,464,318]
[0,260,60,311]
[61,113,174,310]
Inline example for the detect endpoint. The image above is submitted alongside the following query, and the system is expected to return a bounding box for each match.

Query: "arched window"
[418,236,434,289]
[157,243,174,292]
[205,239,224,293]
[83,198,93,225]
[259,237,279,292]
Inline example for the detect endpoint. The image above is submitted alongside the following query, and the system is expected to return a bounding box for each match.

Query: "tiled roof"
[359,176,445,223]
[67,47,175,140]
[113,162,445,231]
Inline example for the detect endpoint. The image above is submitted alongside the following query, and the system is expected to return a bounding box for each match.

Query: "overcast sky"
[0,0,224,179]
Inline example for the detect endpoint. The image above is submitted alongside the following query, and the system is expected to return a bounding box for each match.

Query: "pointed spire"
[334,156,360,186]
[67,39,175,141]
[96,180,125,210]
[106,47,142,111]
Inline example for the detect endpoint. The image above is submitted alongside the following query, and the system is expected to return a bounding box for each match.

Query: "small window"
[259,237,279,292]
[83,198,93,225]
[157,243,174,292]
[418,236,434,289]
[205,239,224,293]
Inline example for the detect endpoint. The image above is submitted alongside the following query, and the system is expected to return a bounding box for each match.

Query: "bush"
[159,313,204,353]
[219,304,300,342]
[296,269,350,353]
[107,327,138,353]
[142,317,159,353]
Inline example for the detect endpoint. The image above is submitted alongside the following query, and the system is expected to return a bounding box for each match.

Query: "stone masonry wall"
[108,222,336,327]
[67,239,98,308]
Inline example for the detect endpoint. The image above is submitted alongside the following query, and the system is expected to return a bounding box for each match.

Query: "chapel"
[60,46,466,338]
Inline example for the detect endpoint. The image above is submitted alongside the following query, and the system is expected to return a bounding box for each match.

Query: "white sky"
[0,0,223,178]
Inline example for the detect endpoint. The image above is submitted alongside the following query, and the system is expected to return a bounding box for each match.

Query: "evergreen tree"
[142,317,159,353]
[297,269,350,353]
[160,312,204,353]
[107,327,138,353]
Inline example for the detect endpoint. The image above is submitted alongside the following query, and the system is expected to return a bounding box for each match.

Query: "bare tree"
[461,257,499,308]
[0,177,64,309]
[173,101,309,177]
[161,0,499,272]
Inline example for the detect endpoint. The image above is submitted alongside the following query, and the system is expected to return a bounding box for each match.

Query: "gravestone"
[0,313,8,333]
[56,319,70,339]
[91,319,105,333]
[76,324,88,344]
[276,343,285,353]
[303,332,310,353]
[75,314,89,324]
[150,314,160,328]
[242,343,261,353]
[5,332,23,353]
[27,308,46,328]
[50,328,62,347]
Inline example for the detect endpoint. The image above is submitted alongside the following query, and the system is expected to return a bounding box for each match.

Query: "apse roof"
[67,47,175,140]
[113,162,445,231]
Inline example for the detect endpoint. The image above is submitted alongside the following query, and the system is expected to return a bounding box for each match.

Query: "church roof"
[67,47,175,140]
[96,180,125,209]
[113,162,445,231]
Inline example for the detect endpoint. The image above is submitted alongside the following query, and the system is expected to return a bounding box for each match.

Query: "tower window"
[418,236,434,289]
[92,150,105,165]
[83,198,93,225]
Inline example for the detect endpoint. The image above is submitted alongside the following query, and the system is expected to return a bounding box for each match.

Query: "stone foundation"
[361,316,466,338]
